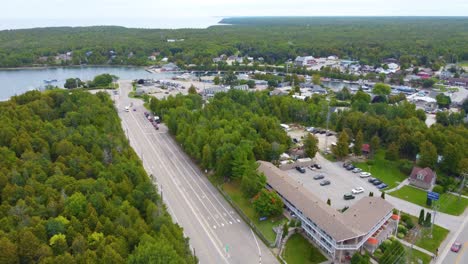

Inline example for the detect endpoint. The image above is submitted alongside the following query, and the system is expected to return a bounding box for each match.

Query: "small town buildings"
[409,167,437,190]
[161,63,179,72]
[295,56,316,67]
[232,84,249,91]
[361,144,370,156]
[258,161,396,262]
[203,86,229,97]
[446,78,468,87]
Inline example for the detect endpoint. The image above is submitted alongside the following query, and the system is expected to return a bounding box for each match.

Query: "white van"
[125,106,130,112]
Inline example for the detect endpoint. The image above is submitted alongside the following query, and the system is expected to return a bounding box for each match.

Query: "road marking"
[221,223,224,227]
[237,219,241,223]
[213,225,217,229]
[121,97,229,264]
[229,221,232,225]
[250,228,262,263]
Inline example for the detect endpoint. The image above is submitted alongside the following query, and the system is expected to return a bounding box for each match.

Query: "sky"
[1,0,467,29]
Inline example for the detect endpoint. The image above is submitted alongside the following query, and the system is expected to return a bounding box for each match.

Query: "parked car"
[345,164,355,170]
[292,138,299,143]
[352,168,362,173]
[343,193,356,200]
[144,111,149,117]
[295,166,306,173]
[368,177,377,183]
[451,242,462,253]
[343,162,351,168]
[320,180,331,186]
[372,179,382,185]
[360,172,371,178]
[313,164,322,169]
[326,131,334,136]
[313,174,325,180]
[352,187,365,194]
[377,183,388,189]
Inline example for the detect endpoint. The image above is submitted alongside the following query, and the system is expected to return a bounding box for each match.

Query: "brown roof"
[342,196,394,236]
[257,161,394,242]
[409,167,436,184]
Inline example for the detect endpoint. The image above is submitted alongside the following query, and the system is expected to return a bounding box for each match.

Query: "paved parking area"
[286,154,380,210]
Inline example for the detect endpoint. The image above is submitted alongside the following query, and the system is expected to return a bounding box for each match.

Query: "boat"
[43,79,58,84]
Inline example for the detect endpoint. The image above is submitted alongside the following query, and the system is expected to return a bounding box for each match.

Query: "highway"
[436,210,468,264]
[114,81,278,264]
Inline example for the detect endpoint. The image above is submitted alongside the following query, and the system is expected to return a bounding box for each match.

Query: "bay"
[0,66,176,100]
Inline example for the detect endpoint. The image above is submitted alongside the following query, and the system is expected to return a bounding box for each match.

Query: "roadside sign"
[427,191,440,201]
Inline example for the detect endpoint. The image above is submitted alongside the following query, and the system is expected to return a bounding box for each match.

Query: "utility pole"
[325,99,330,151]
[458,172,467,202]
[430,202,439,238]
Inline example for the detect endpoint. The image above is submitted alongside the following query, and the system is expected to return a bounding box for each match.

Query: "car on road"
[352,187,365,194]
[292,138,299,143]
[144,111,149,117]
[451,242,462,253]
[320,180,331,186]
[295,166,306,173]
[343,193,356,200]
[313,174,325,180]
[360,172,371,178]
[377,183,388,189]
[313,164,321,169]
[352,168,362,173]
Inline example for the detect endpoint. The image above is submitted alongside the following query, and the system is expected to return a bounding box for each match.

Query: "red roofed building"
[409,167,437,190]
[362,144,370,155]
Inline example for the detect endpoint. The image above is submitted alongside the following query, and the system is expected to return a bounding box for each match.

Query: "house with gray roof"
[257,161,396,261]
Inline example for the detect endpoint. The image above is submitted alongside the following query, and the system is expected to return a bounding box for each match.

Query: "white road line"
[250,228,262,263]
[152,133,230,226]
[160,133,238,223]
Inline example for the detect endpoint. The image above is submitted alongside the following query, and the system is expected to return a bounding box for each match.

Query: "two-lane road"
[115,81,278,264]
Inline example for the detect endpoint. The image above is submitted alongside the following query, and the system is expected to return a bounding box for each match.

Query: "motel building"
[258,161,400,262]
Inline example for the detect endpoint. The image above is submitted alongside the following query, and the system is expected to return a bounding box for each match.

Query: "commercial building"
[258,161,397,262]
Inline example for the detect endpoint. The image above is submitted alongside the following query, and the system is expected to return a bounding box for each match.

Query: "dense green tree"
[370,135,380,157]
[333,131,349,160]
[304,133,319,158]
[241,169,266,198]
[372,83,391,96]
[353,130,364,155]
[252,189,284,217]
[64,78,84,89]
[0,237,18,264]
[436,94,451,108]
[418,141,438,169]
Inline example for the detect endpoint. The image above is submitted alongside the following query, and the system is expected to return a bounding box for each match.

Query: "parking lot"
[287,154,381,210]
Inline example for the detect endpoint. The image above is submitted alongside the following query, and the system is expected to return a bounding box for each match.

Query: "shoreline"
[0,65,146,71]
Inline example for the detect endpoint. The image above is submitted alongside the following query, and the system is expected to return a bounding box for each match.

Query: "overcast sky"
[3,0,468,18]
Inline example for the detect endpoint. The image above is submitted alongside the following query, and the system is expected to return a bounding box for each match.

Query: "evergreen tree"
[381,192,385,199]
[353,130,364,156]
[370,135,380,157]
[418,209,425,225]
[333,131,349,160]
[425,212,432,227]
[327,198,331,206]
[369,192,374,197]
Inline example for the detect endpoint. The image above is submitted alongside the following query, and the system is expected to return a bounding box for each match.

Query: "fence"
[217,185,277,248]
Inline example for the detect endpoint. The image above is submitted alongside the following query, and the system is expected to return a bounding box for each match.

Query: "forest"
[150,89,467,194]
[0,17,468,68]
[0,90,196,263]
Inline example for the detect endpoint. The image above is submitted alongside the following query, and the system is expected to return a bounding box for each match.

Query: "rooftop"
[258,161,393,242]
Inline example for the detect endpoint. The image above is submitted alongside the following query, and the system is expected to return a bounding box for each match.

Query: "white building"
[258,161,397,262]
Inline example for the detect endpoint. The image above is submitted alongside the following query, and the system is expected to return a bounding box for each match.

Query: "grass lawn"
[222,181,286,243]
[400,212,449,253]
[353,150,407,189]
[283,233,328,264]
[390,185,468,216]
[404,245,433,264]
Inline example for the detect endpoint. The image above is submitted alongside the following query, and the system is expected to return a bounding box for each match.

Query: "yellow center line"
[455,241,468,264]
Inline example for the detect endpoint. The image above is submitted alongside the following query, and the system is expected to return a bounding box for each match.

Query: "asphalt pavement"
[114,81,278,264]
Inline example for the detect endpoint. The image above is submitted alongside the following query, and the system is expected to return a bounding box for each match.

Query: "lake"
[0,66,176,100]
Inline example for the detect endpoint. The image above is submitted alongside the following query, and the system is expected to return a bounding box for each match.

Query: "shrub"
[405,218,415,229]
[397,233,405,239]
[432,185,444,194]
[398,225,407,235]
[401,214,410,223]
[398,159,414,174]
